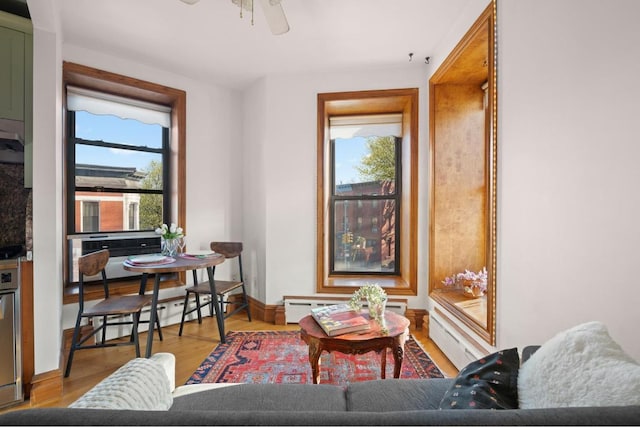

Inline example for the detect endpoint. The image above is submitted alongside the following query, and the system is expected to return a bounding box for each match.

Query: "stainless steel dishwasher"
[0,259,22,409]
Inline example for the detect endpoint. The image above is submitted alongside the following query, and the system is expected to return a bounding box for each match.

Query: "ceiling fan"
[180,0,290,35]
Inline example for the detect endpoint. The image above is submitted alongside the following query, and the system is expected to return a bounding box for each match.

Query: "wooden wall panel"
[432,84,487,287]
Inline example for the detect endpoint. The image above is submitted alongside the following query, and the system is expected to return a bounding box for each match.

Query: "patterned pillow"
[439,348,520,410]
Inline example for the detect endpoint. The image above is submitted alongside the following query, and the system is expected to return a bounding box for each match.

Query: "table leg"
[391,338,405,378]
[138,273,148,296]
[380,349,387,379]
[206,266,226,344]
[308,340,323,384]
[145,274,161,358]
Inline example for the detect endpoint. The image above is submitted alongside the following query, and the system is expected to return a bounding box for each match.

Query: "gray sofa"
[2,381,639,425]
[1,346,639,426]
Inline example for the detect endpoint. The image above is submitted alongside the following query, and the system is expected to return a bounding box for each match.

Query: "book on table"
[310,304,370,336]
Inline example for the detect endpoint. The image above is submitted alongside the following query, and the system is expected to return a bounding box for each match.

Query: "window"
[317,89,418,295]
[62,62,186,294]
[128,202,138,230]
[66,87,170,234]
[82,201,99,232]
[329,118,401,274]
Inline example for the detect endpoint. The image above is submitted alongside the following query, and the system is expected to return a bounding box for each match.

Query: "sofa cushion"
[69,357,173,410]
[518,321,640,409]
[170,383,347,412]
[346,378,453,412]
[439,348,520,410]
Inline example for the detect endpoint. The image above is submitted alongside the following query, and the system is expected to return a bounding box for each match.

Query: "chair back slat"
[78,249,110,276]
[210,242,242,259]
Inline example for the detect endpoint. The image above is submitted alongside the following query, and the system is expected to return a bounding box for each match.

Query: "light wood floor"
[2,314,457,413]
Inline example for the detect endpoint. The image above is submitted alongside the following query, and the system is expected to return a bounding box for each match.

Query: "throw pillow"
[439,348,520,410]
[69,357,173,410]
[518,321,640,409]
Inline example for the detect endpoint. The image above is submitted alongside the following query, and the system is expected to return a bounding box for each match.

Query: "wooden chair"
[178,242,251,336]
[65,249,163,377]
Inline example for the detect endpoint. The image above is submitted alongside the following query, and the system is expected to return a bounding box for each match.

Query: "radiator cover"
[283,296,407,324]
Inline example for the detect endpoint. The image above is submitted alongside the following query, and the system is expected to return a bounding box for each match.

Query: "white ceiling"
[36,0,482,89]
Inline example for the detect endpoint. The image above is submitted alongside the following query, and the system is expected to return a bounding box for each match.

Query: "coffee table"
[299,310,410,384]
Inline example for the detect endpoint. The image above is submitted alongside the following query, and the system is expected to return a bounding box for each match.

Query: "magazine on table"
[310,304,370,336]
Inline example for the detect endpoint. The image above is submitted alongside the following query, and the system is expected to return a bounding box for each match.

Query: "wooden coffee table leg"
[392,337,405,378]
[380,349,387,379]
[308,339,323,384]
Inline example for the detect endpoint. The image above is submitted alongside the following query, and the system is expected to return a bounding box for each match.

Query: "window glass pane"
[333,136,396,196]
[70,105,166,234]
[81,201,99,232]
[333,199,396,273]
[74,192,162,232]
[128,203,138,230]
[75,111,163,148]
[139,194,163,230]
[75,145,163,190]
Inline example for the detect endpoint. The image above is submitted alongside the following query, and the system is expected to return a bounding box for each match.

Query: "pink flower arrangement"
[442,267,488,296]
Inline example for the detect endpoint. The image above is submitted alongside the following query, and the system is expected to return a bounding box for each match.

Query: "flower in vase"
[155,223,184,240]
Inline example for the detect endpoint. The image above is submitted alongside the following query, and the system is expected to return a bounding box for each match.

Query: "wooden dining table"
[123,253,226,357]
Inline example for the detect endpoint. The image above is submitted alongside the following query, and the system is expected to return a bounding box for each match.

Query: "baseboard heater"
[283,296,407,324]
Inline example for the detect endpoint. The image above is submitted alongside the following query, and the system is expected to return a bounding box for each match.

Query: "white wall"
[242,78,268,301]
[498,0,640,360]
[31,22,63,374]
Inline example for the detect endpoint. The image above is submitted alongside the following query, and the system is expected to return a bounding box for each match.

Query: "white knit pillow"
[69,357,173,410]
[518,321,640,408]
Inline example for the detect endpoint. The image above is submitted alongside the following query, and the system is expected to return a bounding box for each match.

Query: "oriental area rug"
[186,330,444,386]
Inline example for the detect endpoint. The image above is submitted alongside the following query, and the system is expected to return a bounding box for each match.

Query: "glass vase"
[162,237,178,257]
[367,297,387,322]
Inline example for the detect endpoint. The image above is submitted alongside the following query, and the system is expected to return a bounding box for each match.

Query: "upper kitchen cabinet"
[0,11,33,188]
[0,25,24,121]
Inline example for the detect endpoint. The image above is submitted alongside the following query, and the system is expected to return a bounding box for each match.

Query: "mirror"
[428,2,496,345]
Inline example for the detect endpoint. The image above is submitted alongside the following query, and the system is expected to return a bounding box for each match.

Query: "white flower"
[155,222,184,239]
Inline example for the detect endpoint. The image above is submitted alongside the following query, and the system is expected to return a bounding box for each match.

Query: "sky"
[334,136,368,185]
[76,111,369,182]
[74,111,163,172]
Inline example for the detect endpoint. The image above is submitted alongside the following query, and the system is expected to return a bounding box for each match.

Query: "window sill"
[63,274,183,305]
[319,275,413,296]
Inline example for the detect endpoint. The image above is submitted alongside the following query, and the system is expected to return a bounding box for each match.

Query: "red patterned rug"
[186,330,444,386]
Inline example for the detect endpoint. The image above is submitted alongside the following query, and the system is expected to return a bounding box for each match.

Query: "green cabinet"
[0,11,33,188]
[0,26,25,121]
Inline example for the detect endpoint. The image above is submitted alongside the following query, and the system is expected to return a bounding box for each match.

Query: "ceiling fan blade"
[259,0,290,35]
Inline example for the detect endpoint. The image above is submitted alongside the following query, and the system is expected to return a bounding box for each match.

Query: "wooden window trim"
[62,62,186,303]
[316,88,418,296]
